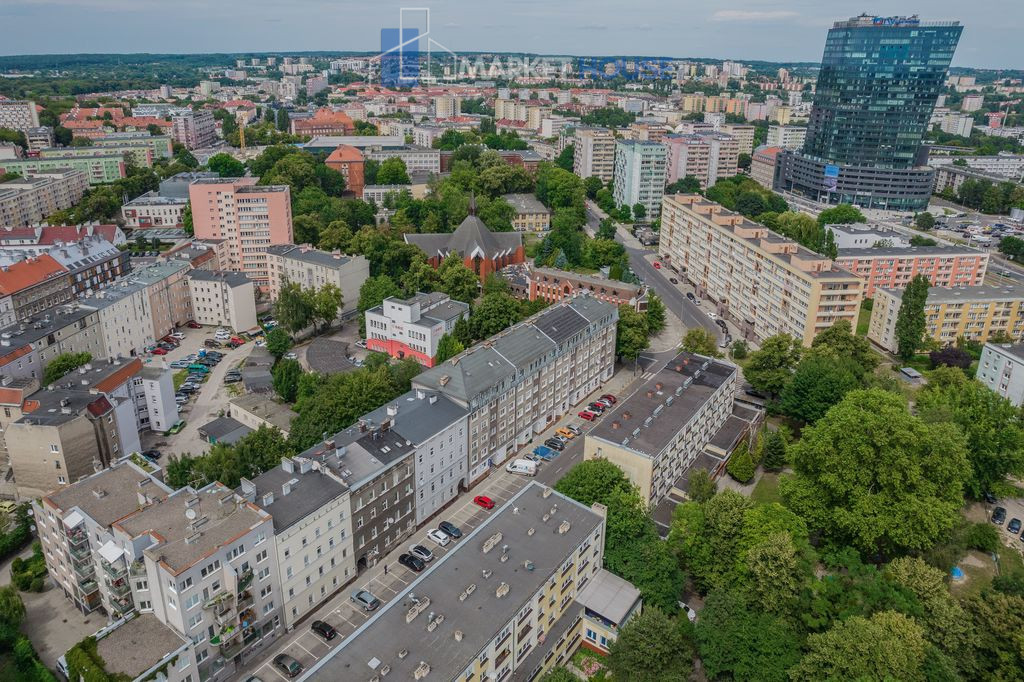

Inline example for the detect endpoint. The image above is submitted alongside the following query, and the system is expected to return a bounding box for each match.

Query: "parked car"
[284,352,298,360]
[186,320,201,329]
[310,620,337,641]
[169,332,185,341]
[686,292,696,303]
[230,336,245,345]
[355,339,368,349]
[151,347,167,356]
[273,654,303,678]
[653,261,661,269]
[427,529,451,546]
[595,398,613,408]
[544,438,566,451]
[678,601,698,623]
[439,521,462,539]
[224,374,242,384]
[398,553,427,572]
[142,449,161,461]
[1009,518,1022,534]
[169,360,190,369]
[532,445,555,461]
[600,394,617,404]
[473,495,495,510]
[991,506,1006,525]
[187,364,209,373]
[578,410,597,421]
[350,589,381,612]
[409,545,434,563]
[669,277,679,284]
[567,425,582,436]
[204,339,222,349]
[178,384,196,394]
[587,402,606,414]
[556,427,576,440]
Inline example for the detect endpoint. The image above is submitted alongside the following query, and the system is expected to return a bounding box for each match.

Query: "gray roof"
[404,212,522,261]
[984,342,1024,363]
[229,394,297,433]
[187,269,251,287]
[0,303,96,358]
[575,568,641,626]
[95,613,189,680]
[837,245,984,258]
[304,482,604,682]
[17,389,114,426]
[44,461,170,528]
[265,244,358,270]
[199,416,252,444]
[501,193,549,215]
[882,284,1024,304]
[359,389,467,445]
[588,351,737,459]
[413,297,616,404]
[241,459,348,533]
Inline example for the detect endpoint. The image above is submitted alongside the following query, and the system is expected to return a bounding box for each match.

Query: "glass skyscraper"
[775,15,963,211]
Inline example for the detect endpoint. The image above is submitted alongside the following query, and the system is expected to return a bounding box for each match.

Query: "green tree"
[665,176,702,194]
[276,108,289,132]
[731,339,749,359]
[376,157,410,184]
[311,283,343,332]
[207,152,246,178]
[583,175,603,199]
[434,333,464,364]
[616,305,650,361]
[274,281,314,334]
[632,202,647,220]
[606,607,695,682]
[318,220,352,251]
[779,354,862,424]
[915,212,936,230]
[357,275,402,336]
[743,334,801,397]
[181,203,193,237]
[885,556,974,660]
[761,430,787,471]
[554,144,574,171]
[644,293,666,335]
[680,327,720,357]
[998,234,1024,261]
[538,668,577,682]
[437,253,479,304]
[265,328,293,359]
[790,611,928,682]
[810,319,877,375]
[471,292,525,340]
[916,367,1024,499]
[894,274,930,362]
[43,352,93,385]
[961,589,1024,680]
[780,389,971,556]
[726,441,756,483]
[0,584,26,630]
[817,203,866,227]
[687,468,717,503]
[272,358,302,402]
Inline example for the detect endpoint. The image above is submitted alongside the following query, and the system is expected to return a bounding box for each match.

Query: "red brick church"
[404,198,525,284]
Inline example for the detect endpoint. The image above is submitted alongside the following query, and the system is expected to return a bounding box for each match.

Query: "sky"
[1,0,1021,70]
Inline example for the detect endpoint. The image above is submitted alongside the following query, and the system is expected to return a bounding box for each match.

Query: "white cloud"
[711,10,799,22]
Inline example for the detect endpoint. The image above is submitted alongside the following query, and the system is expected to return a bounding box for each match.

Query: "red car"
[151,347,167,355]
[578,410,597,421]
[186,321,201,329]
[600,394,617,404]
[653,261,662,269]
[230,336,245,345]
[473,495,495,510]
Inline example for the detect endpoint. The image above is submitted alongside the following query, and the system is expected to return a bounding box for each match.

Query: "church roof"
[404,207,522,261]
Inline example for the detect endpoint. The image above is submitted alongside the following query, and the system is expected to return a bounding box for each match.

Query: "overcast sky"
[1,0,1021,70]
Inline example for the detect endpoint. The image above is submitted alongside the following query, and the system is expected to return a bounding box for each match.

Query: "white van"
[506,459,537,476]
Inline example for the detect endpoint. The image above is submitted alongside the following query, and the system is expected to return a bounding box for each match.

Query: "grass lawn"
[571,648,609,681]
[856,301,872,336]
[949,548,1024,600]
[751,472,782,506]
[173,369,188,390]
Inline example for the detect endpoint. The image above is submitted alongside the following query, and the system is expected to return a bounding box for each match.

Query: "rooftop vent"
[426,613,444,632]
[558,520,571,534]
[414,662,431,680]
[496,582,510,599]
[542,487,553,499]
[524,560,535,571]
[482,569,492,580]
[397,649,408,660]
[262,492,274,507]
[454,630,463,642]
[527,527,535,536]
[482,531,503,554]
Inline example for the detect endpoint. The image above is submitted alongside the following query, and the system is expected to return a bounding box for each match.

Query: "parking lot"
[138,324,256,458]
[990,498,1024,549]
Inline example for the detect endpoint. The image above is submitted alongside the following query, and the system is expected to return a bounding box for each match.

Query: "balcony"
[100,559,127,580]
[65,528,88,548]
[129,561,146,577]
[72,559,95,581]
[110,593,134,614]
[68,542,91,562]
[235,568,254,593]
[78,579,99,596]
[219,640,244,659]
[215,603,237,627]
[236,590,254,612]
[107,578,130,597]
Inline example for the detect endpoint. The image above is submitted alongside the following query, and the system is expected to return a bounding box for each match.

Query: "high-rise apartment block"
[776,15,962,210]
[188,178,293,289]
[0,99,40,132]
[0,170,89,227]
[766,124,807,150]
[433,94,461,118]
[573,127,617,184]
[171,110,217,150]
[613,140,667,218]
[664,133,739,190]
[834,245,988,297]
[660,194,863,345]
[265,244,368,317]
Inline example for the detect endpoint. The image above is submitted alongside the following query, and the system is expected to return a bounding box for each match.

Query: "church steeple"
[467,192,477,216]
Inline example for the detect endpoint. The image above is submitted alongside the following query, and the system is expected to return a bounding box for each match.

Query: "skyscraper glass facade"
[803,15,962,169]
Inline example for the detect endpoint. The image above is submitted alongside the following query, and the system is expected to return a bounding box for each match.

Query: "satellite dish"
[185,508,197,520]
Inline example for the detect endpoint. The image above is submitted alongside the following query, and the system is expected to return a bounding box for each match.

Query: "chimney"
[386,404,398,417]
[611,421,620,430]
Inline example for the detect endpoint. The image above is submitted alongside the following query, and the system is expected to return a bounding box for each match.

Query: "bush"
[726,442,756,483]
[28,578,43,594]
[966,522,1001,553]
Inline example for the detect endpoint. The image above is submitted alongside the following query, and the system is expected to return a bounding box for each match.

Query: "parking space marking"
[295,641,319,660]
[263,663,290,681]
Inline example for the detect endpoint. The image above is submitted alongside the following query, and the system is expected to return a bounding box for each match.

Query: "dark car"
[686,292,696,302]
[224,374,242,384]
[1009,518,1021,534]
[310,620,337,641]
[984,491,998,504]
[439,520,462,539]
[398,553,427,573]
[186,320,201,329]
[669,277,679,284]
[544,438,566,451]
[204,339,221,349]
[141,449,161,461]
[587,402,606,414]
[178,384,196,394]
[273,654,303,678]
[991,506,1006,525]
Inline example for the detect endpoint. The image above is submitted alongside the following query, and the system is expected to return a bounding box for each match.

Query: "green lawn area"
[751,472,782,506]
[173,369,188,390]
[856,301,872,336]
[571,648,609,681]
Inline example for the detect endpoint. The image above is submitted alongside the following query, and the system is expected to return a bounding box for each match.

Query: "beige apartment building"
[265,245,368,317]
[720,123,755,155]
[0,170,89,227]
[132,260,193,340]
[573,127,617,184]
[660,194,863,345]
[0,303,105,382]
[664,133,740,189]
[502,193,551,231]
[869,284,1024,353]
[187,270,256,332]
[413,297,618,483]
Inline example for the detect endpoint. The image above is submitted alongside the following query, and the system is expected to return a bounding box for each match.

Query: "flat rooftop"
[883,284,1024,303]
[837,245,984,258]
[985,342,1024,363]
[95,613,188,680]
[187,269,251,286]
[44,461,170,527]
[304,482,603,682]
[241,458,348,534]
[229,394,297,433]
[588,351,737,459]
[265,244,360,269]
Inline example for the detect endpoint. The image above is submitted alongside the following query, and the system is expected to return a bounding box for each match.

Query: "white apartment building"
[660,194,863,346]
[573,127,617,184]
[362,145,441,175]
[940,113,974,138]
[240,457,355,630]
[977,342,1024,406]
[187,270,257,332]
[0,169,89,227]
[0,99,40,133]
[433,95,461,118]
[121,191,189,228]
[664,133,739,189]
[137,364,179,432]
[766,125,807,150]
[265,245,369,317]
[413,297,618,483]
[412,125,445,148]
[171,111,217,150]
[613,140,667,218]
[365,292,470,366]
[25,127,54,153]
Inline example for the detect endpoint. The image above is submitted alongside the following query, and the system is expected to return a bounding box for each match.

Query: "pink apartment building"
[187,178,293,289]
[835,245,989,298]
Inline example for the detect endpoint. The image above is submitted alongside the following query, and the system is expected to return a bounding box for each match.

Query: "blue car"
[1009,518,1022,534]
[532,445,555,461]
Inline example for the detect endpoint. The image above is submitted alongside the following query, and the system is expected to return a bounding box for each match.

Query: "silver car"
[350,589,381,611]
[409,544,434,563]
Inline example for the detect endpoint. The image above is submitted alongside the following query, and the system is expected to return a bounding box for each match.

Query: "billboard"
[823,164,840,192]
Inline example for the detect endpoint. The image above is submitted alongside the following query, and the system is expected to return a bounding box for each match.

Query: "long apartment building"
[0,170,89,227]
[189,178,293,289]
[413,297,618,483]
[0,303,104,381]
[869,284,1024,353]
[660,194,863,345]
[0,153,126,185]
[265,244,368,317]
[301,482,640,682]
[613,140,667,219]
[664,133,739,189]
[976,342,1024,406]
[0,236,130,298]
[0,99,39,132]
[834,245,989,297]
[573,127,617,183]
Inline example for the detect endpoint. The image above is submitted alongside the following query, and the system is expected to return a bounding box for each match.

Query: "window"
[180,577,193,591]
[188,613,203,628]
[184,593,200,610]
[256,549,268,563]
[195,649,208,664]
[258,567,270,581]
[262,601,274,615]
[167,596,177,610]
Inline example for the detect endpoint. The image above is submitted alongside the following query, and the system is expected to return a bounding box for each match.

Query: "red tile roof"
[0,254,69,296]
[86,396,113,418]
[326,145,364,164]
[93,358,143,394]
